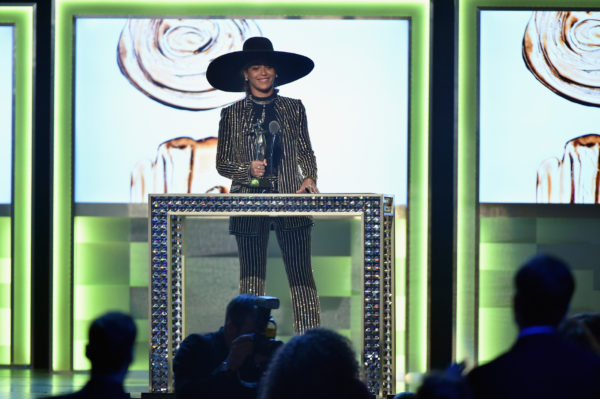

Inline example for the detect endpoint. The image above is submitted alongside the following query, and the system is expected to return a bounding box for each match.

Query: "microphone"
[268,120,280,136]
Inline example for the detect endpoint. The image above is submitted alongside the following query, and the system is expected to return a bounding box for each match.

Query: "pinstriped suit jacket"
[216,95,317,235]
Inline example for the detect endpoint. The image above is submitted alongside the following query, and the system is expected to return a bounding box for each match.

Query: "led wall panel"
[54,1,429,386]
[458,0,600,367]
[74,18,409,204]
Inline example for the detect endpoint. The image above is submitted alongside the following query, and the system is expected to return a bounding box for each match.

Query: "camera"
[237,296,283,386]
[252,296,282,355]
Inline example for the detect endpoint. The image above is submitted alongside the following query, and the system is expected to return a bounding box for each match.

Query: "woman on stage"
[207,37,320,333]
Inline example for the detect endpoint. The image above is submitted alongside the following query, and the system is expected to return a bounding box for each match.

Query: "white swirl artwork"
[524,11,600,107]
[117,18,261,110]
[537,134,600,204]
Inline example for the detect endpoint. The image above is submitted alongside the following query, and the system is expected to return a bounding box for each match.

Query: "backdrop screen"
[479,10,600,204]
[0,26,13,205]
[74,18,410,205]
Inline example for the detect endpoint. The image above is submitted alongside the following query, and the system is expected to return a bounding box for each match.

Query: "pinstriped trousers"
[235,219,321,334]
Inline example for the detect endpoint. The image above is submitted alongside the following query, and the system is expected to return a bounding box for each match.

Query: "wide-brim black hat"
[206,37,314,92]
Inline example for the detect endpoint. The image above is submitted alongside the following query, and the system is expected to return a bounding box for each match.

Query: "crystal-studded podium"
[149,194,395,397]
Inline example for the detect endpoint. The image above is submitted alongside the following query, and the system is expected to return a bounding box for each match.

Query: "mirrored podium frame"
[149,193,395,397]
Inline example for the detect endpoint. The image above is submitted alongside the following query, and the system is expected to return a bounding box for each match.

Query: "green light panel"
[55,0,429,377]
[479,212,600,362]
[73,217,149,370]
[0,6,34,366]
[395,212,407,390]
[457,0,600,366]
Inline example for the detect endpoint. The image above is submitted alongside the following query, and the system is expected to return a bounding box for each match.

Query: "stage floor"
[0,368,149,398]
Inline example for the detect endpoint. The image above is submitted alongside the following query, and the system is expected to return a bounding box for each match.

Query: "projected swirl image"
[524,11,600,107]
[118,18,259,201]
[118,19,261,110]
[522,11,600,203]
[479,11,600,203]
[74,18,409,204]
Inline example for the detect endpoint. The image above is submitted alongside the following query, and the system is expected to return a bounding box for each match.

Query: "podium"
[149,194,395,397]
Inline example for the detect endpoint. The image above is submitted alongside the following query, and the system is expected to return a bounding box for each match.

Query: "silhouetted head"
[258,328,370,399]
[223,294,264,347]
[513,254,575,328]
[85,312,137,374]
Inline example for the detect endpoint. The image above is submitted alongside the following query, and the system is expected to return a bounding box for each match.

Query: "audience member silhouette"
[173,294,275,399]
[258,328,370,399]
[576,312,600,344]
[47,311,137,399]
[416,370,472,399]
[558,313,600,355]
[467,254,600,399]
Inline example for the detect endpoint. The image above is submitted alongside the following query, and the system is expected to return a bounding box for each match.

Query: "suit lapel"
[273,97,289,137]
[241,96,255,161]
[241,96,254,133]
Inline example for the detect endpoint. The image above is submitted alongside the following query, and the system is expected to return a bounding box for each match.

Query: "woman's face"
[244,64,276,97]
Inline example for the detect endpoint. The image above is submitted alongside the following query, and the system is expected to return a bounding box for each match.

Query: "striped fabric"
[216,95,317,194]
[236,224,320,334]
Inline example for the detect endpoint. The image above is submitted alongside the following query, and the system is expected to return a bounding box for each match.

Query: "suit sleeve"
[173,335,213,398]
[173,334,251,399]
[295,101,318,182]
[216,107,252,184]
[173,335,236,399]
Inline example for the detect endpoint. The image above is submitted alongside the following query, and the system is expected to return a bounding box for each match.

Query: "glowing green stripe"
[53,0,75,372]
[0,5,34,366]
[406,2,430,376]
[57,0,428,16]
[456,0,480,366]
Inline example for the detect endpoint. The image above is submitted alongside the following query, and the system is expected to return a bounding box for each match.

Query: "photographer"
[173,294,281,399]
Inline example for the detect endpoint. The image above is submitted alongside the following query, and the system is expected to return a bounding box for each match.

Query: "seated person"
[173,294,280,399]
[258,328,370,399]
[47,312,137,398]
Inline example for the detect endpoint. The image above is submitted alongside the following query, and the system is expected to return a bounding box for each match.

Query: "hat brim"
[206,50,314,92]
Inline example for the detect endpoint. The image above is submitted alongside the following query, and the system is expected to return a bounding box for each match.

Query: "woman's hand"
[296,178,319,194]
[250,159,267,178]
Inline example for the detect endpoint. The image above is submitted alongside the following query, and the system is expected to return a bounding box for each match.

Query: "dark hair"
[258,328,369,399]
[86,312,137,373]
[514,254,575,327]
[225,294,259,330]
[416,371,472,399]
